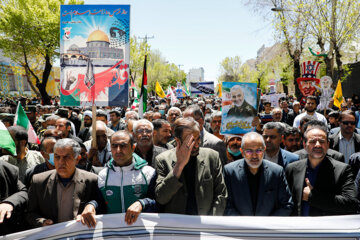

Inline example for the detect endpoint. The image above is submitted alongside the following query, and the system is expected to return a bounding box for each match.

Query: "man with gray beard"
[224,132,293,216]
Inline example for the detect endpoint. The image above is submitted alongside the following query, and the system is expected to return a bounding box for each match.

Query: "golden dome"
[87,30,109,43]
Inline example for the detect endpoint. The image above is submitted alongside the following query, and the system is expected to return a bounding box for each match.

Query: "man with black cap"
[24,105,39,132]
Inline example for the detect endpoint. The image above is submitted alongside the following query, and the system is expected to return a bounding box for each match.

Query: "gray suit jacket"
[26,169,104,227]
[329,131,360,153]
[155,148,227,216]
[224,159,293,216]
[201,129,227,166]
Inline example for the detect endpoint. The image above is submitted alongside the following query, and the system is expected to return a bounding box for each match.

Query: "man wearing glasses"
[224,132,293,216]
[329,110,360,164]
[286,124,359,216]
[133,119,167,168]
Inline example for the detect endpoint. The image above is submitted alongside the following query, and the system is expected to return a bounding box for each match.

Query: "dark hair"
[96,110,108,119]
[8,126,28,144]
[284,127,301,139]
[263,122,285,135]
[328,111,340,119]
[40,137,57,151]
[111,130,134,146]
[173,117,200,139]
[184,105,204,120]
[110,110,121,117]
[300,115,316,127]
[306,96,318,105]
[303,123,328,142]
[263,101,271,106]
[339,110,356,122]
[152,119,169,131]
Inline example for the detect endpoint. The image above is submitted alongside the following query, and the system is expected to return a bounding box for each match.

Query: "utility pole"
[138,34,154,52]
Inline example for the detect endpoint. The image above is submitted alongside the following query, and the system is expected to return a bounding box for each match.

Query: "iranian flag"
[0,121,16,155]
[138,55,147,118]
[14,103,40,144]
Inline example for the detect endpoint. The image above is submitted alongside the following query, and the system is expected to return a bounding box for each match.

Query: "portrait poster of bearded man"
[221,82,258,134]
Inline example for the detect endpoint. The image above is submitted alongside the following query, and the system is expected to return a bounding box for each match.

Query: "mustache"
[140,136,150,140]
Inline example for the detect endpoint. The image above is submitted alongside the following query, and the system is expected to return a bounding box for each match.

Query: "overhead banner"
[60,5,130,107]
[6,213,360,239]
[190,81,214,96]
[221,82,258,135]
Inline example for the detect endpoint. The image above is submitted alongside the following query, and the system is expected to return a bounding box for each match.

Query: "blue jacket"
[278,148,299,169]
[224,159,293,216]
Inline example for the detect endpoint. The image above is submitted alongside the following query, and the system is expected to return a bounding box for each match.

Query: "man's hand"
[124,201,143,225]
[43,219,54,226]
[88,147,101,166]
[77,204,97,228]
[0,203,13,223]
[173,134,195,179]
[302,178,313,201]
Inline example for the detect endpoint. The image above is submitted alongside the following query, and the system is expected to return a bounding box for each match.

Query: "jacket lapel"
[196,150,205,184]
[355,134,360,152]
[72,169,84,218]
[239,160,253,214]
[255,162,267,214]
[278,149,285,167]
[48,172,58,220]
[294,160,307,214]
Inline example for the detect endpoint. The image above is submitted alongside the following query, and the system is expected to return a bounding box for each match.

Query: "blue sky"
[83,0,275,83]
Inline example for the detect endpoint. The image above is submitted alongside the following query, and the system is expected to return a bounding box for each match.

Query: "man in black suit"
[0,161,28,235]
[224,132,293,216]
[329,110,360,164]
[286,124,359,216]
[294,120,345,163]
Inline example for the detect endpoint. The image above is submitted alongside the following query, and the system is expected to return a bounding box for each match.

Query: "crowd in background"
[1,92,360,235]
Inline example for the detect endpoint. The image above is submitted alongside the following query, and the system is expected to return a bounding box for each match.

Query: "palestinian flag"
[14,103,40,144]
[138,55,147,118]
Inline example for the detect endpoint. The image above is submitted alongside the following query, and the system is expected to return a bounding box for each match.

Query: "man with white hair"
[167,107,182,125]
[133,119,167,167]
[125,111,139,122]
[26,138,105,228]
[271,108,283,122]
[227,85,257,117]
[224,132,293,216]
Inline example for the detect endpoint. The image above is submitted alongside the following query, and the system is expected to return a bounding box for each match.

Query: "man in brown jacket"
[26,138,104,228]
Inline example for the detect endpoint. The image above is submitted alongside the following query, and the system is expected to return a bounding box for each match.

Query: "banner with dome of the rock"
[60,5,130,107]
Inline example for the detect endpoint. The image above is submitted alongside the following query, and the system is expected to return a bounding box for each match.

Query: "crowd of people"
[1,93,360,235]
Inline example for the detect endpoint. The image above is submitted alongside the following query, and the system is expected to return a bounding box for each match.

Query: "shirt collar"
[339,131,355,141]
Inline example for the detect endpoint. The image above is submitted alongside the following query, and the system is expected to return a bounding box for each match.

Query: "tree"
[0,0,83,104]
[218,56,244,82]
[299,0,360,80]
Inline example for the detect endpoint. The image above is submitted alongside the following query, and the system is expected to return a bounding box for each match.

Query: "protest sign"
[261,93,286,108]
[221,82,257,134]
[190,81,214,96]
[60,5,130,107]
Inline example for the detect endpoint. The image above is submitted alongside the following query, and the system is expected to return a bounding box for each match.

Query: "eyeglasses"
[136,128,152,134]
[342,121,356,126]
[243,149,264,155]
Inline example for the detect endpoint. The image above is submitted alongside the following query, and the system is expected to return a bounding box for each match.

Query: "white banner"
[4,213,360,239]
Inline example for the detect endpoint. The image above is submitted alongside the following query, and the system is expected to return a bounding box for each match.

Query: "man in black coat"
[286,124,359,216]
[0,161,28,235]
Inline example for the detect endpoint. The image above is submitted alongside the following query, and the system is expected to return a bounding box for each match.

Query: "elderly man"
[224,132,293,216]
[84,121,112,167]
[155,118,227,215]
[271,108,283,122]
[0,161,28,235]
[24,137,57,188]
[98,131,157,225]
[125,111,139,122]
[286,125,359,216]
[133,119,167,167]
[167,107,182,125]
[0,126,44,182]
[227,85,257,117]
[210,111,223,140]
[184,105,227,165]
[153,119,173,149]
[262,122,299,168]
[26,138,105,228]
